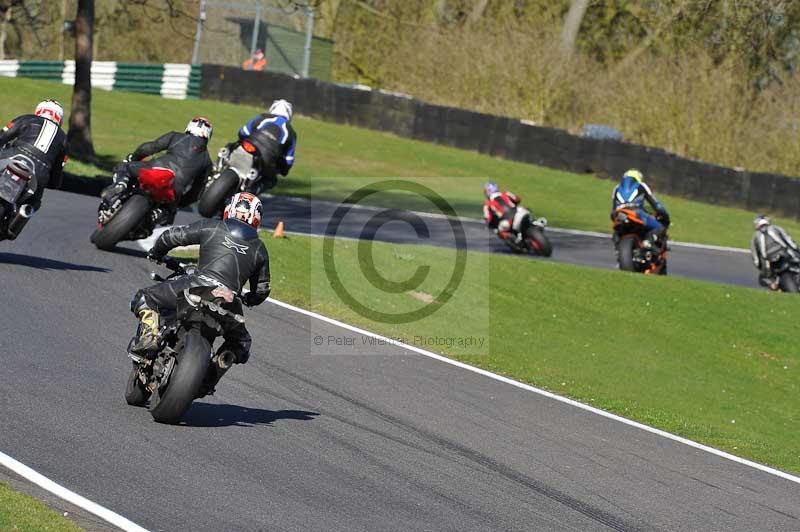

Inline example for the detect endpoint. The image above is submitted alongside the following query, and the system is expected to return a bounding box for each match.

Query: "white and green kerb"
[0,60,200,100]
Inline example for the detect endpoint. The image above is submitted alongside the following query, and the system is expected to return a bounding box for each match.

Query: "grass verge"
[0,482,82,531]
[219,232,800,473]
[1,76,797,248]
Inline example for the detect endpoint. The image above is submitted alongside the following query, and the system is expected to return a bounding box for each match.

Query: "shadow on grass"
[70,152,121,173]
[182,402,320,428]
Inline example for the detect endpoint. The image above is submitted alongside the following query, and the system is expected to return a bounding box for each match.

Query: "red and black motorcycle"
[612,208,667,275]
[496,206,553,257]
[91,166,177,250]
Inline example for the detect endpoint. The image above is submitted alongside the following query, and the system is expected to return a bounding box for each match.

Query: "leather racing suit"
[0,114,67,210]
[751,224,800,287]
[132,217,271,363]
[236,113,297,190]
[107,131,212,209]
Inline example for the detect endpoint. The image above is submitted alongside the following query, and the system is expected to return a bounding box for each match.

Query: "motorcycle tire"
[618,237,636,272]
[91,194,151,251]
[197,169,238,218]
[525,227,552,257]
[149,329,211,424]
[124,363,150,407]
[778,271,799,293]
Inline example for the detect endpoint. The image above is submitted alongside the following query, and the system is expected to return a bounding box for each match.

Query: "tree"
[67,0,94,159]
[560,0,590,57]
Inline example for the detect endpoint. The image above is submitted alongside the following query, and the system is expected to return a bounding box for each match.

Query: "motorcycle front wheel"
[91,194,151,251]
[124,362,150,407]
[197,169,238,218]
[617,237,636,272]
[779,271,799,293]
[149,329,211,424]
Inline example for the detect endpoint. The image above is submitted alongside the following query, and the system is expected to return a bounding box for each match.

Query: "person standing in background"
[243,48,267,71]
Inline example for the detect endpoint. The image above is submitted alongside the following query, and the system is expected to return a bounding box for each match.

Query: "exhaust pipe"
[6,204,34,240]
[215,350,237,370]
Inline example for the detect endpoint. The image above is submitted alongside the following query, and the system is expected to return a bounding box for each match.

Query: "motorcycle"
[90,165,177,250]
[612,208,667,275]
[197,140,270,218]
[497,206,552,257]
[125,257,245,424]
[763,251,800,293]
[0,155,37,241]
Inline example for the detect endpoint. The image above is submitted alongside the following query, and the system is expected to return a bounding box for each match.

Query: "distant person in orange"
[243,48,267,71]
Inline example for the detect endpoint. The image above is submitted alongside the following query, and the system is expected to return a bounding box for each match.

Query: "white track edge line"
[267,297,800,486]
[0,450,149,532]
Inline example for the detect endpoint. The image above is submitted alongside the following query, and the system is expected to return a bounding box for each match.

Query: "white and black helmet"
[186,116,212,139]
[268,99,293,121]
[754,214,771,230]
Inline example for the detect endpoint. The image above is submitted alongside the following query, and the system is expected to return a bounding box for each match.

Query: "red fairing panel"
[138,167,176,204]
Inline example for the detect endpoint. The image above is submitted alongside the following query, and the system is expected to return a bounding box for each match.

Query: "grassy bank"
[0,482,82,531]
[1,77,797,248]
[236,232,800,473]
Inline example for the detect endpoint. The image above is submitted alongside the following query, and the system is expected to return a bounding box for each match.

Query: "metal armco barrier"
[201,64,800,219]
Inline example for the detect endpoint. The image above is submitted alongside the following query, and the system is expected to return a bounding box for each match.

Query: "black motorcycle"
[763,251,800,293]
[197,141,273,218]
[125,257,244,424]
[91,165,177,251]
[0,155,37,241]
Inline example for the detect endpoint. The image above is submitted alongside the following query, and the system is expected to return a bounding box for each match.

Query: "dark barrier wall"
[201,64,800,219]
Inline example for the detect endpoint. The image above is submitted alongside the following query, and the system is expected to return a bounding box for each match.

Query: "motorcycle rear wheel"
[91,194,151,251]
[197,169,238,218]
[149,329,210,424]
[618,237,636,272]
[525,227,552,257]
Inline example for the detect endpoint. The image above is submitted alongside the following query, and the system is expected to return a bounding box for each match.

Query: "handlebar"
[150,256,187,282]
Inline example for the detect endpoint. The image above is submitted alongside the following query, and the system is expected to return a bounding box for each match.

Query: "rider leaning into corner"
[482,181,523,242]
[101,117,214,223]
[611,169,671,247]
[130,192,270,393]
[0,99,67,215]
[231,99,297,192]
[750,214,800,290]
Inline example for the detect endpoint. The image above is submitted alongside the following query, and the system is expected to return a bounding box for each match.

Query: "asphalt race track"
[260,196,760,289]
[1,190,798,532]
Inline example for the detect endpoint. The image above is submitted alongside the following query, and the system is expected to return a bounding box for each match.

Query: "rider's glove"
[146,250,163,263]
[243,292,260,307]
[125,153,135,162]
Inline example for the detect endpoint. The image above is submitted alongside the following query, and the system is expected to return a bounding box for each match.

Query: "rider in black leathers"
[130,192,270,380]
[0,100,67,213]
[102,117,213,218]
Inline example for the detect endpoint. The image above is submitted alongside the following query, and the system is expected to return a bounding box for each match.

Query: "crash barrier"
[0,60,200,99]
[201,64,800,219]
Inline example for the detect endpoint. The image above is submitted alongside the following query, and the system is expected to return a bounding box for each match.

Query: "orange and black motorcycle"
[612,208,668,275]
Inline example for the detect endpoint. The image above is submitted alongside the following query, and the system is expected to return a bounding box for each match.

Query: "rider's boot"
[101,177,129,203]
[130,307,160,354]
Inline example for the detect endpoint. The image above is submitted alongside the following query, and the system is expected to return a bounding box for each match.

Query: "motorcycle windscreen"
[138,167,176,203]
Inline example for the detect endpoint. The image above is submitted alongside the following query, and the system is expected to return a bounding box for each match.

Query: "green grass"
[1,76,799,248]
[226,232,800,474]
[0,482,83,531]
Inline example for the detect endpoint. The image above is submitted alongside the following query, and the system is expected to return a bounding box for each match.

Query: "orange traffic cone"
[273,220,286,238]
